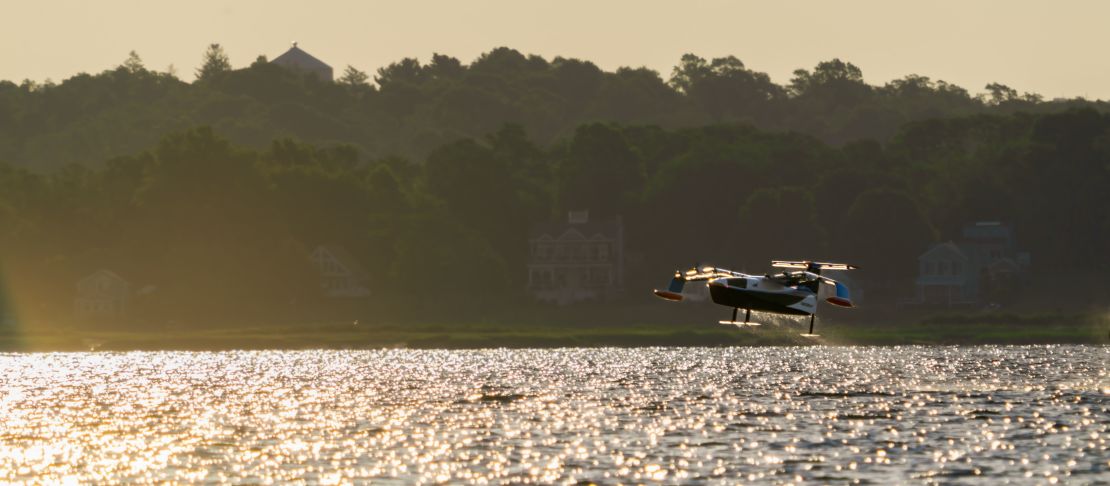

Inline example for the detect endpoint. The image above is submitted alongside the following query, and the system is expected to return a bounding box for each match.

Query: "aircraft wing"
[653,265,746,301]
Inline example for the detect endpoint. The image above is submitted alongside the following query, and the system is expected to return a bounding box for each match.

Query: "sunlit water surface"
[1,346,1107,484]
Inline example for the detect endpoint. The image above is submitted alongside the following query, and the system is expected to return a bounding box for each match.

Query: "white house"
[527,210,624,305]
[271,42,333,81]
[916,242,974,305]
[75,270,131,319]
[309,245,370,298]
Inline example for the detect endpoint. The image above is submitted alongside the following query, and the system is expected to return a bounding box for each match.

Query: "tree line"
[1,106,1108,327]
[1,46,1106,172]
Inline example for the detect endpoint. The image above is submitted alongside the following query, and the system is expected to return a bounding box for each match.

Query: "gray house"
[527,211,624,305]
[914,222,1030,305]
[271,42,333,81]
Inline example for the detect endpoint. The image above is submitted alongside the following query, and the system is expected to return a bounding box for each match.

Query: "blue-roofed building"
[913,222,1030,306]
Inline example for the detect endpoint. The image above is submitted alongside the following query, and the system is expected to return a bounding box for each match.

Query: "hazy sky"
[4,1,1110,99]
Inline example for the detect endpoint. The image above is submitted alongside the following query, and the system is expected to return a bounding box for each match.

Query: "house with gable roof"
[527,210,624,305]
[916,242,974,305]
[309,245,370,298]
[75,270,131,319]
[271,42,333,81]
[913,222,1030,306]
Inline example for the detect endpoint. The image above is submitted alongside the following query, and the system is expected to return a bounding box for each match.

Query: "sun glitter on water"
[0,346,1107,483]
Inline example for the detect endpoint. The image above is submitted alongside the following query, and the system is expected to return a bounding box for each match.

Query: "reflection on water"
[0,346,1107,484]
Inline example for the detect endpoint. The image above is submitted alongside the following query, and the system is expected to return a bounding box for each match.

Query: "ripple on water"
[0,345,1107,484]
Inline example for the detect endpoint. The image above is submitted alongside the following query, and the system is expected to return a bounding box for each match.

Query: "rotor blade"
[771,260,809,269]
[810,262,859,270]
[773,261,858,271]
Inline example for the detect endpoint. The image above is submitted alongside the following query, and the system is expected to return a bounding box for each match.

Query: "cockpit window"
[727,278,748,289]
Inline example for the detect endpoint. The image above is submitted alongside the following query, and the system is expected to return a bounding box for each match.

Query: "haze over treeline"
[0,47,1108,327]
[2,47,1107,169]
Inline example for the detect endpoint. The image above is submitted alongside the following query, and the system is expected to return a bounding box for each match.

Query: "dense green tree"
[196,43,231,80]
[375,58,425,88]
[838,189,936,293]
[423,137,531,274]
[670,54,784,123]
[555,123,643,218]
[984,82,1019,105]
[122,51,145,74]
[131,127,311,318]
[338,65,370,87]
[426,53,465,81]
[735,187,822,268]
[882,75,977,121]
[1015,109,1110,270]
[388,213,509,296]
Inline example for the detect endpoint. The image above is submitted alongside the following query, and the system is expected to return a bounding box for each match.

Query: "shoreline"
[2,314,1107,352]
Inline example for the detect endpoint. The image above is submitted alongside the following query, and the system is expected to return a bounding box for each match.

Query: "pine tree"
[122,50,145,73]
[195,43,231,80]
[338,65,370,86]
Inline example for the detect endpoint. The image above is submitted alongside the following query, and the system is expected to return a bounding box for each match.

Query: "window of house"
[588,267,610,285]
[598,244,609,261]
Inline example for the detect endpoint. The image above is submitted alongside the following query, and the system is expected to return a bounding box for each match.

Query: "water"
[0,346,1106,484]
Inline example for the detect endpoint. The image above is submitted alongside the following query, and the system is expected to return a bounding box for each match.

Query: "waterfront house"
[75,270,131,319]
[913,222,1030,305]
[527,210,624,305]
[309,245,370,298]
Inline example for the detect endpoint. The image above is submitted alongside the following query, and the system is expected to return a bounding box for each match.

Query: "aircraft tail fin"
[825,281,853,307]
